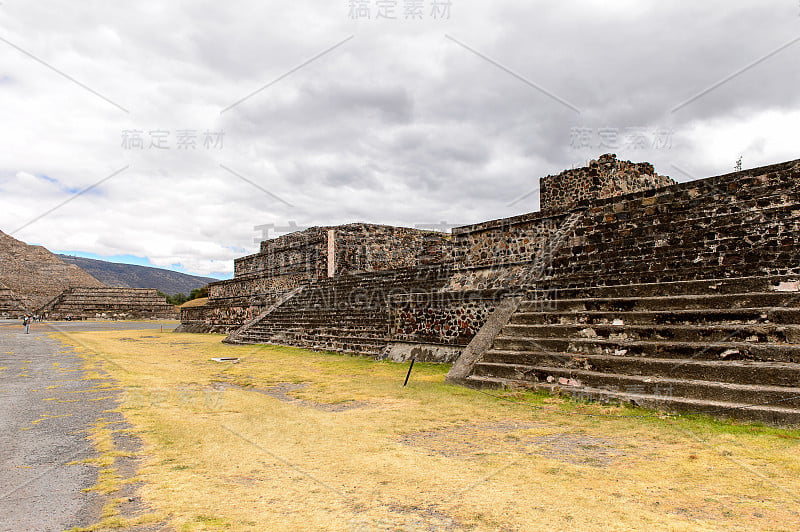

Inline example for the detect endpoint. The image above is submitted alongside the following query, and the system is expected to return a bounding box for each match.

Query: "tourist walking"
[23,315,31,334]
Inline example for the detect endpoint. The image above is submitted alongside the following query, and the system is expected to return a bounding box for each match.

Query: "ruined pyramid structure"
[0,229,106,309]
[0,281,27,317]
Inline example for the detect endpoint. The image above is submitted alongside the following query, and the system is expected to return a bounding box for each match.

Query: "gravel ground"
[0,320,170,532]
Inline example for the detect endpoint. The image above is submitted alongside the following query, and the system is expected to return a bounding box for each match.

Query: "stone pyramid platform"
[38,287,176,320]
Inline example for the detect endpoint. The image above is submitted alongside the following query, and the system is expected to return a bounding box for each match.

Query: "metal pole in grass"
[403,356,416,387]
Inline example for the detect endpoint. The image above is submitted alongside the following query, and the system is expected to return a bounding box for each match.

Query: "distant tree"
[170,293,189,305]
[158,290,188,306]
[188,286,209,301]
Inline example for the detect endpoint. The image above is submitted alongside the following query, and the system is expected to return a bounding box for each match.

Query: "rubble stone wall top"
[540,153,676,213]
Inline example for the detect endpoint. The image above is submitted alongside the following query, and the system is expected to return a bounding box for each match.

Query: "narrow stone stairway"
[466,276,800,425]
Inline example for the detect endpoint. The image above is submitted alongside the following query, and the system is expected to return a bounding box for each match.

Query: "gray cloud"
[1,0,798,276]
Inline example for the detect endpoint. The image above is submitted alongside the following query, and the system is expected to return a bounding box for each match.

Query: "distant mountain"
[58,255,218,295]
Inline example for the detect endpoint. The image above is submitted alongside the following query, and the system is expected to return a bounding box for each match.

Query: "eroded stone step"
[585,199,800,235]
[491,336,800,363]
[501,323,800,343]
[542,263,800,289]
[464,375,800,426]
[479,351,800,386]
[510,308,800,325]
[527,276,800,300]
[518,292,800,312]
[468,363,800,408]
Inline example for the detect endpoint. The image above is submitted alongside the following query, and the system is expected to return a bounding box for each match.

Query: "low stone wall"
[331,224,450,274]
[450,212,567,270]
[445,209,575,291]
[235,229,327,278]
[176,305,214,333]
[234,223,452,279]
[389,289,509,346]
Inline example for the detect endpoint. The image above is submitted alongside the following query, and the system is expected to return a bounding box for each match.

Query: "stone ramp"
[464,276,800,426]
[225,267,451,355]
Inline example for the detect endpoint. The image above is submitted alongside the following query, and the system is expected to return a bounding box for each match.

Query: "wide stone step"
[543,262,800,289]
[480,350,800,386]
[468,363,800,408]
[527,276,800,299]
[501,323,800,344]
[464,375,800,426]
[510,308,800,325]
[590,185,800,216]
[584,198,800,236]
[585,215,800,255]
[491,336,800,363]
[518,292,800,312]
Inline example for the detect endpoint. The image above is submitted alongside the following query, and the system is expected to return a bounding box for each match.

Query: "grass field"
[55,328,800,531]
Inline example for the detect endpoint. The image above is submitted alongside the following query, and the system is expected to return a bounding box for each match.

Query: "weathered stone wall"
[443,211,571,290]
[540,154,675,213]
[178,304,216,333]
[546,158,800,286]
[208,273,306,301]
[451,212,566,269]
[389,290,506,346]
[188,223,452,333]
[39,288,176,319]
[331,224,450,274]
[236,229,327,278]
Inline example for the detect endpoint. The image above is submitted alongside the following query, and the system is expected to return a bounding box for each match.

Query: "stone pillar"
[327,229,336,278]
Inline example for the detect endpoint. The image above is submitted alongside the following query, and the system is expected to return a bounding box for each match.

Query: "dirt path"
[0,320,168,532]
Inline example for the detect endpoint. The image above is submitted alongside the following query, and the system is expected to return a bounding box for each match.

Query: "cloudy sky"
[1,1,798,279]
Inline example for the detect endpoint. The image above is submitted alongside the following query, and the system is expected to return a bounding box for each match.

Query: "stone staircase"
[466,276,800,425]
[225,267,451,355]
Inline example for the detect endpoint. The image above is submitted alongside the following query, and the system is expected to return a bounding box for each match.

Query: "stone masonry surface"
[38,287,176,320]
[539,153,675,213]
[192,155,800,424]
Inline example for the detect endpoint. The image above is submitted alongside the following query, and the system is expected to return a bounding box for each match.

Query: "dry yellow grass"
[54,329,800,531]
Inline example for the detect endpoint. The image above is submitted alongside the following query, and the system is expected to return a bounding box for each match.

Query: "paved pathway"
[0,320,170,532]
